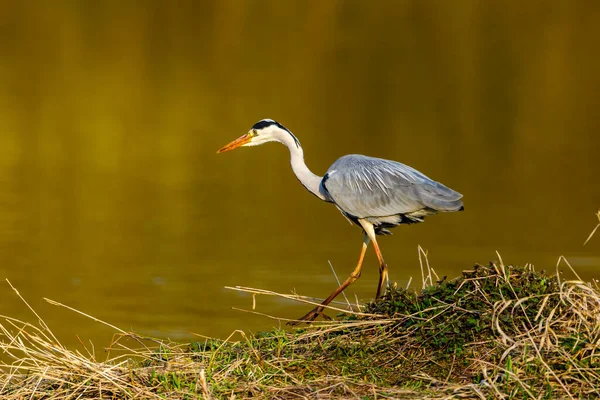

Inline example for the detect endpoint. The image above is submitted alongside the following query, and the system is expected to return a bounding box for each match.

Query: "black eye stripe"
[251,120,275,130]
[250,119,300,148]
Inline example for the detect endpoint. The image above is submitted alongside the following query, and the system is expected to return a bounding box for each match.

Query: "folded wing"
[321,154,463,219]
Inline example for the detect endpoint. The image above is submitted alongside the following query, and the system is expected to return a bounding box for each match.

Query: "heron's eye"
[252,129,258,136]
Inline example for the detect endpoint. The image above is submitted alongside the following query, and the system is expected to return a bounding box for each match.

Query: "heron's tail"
[434,199,464,212]
[420,181,464,212]
[421,194,464,213]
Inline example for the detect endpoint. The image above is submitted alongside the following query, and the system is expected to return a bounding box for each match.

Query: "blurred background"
[0,0,599,348]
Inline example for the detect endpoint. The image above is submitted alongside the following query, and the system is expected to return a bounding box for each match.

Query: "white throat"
[272,128,329,202]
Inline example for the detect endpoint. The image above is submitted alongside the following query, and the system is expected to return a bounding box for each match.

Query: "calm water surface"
[0,1,599,346]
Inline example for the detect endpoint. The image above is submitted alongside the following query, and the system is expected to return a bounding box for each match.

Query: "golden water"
[0,1,599,346]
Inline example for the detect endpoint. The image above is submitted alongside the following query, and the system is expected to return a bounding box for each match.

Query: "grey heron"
[217,119,464,324]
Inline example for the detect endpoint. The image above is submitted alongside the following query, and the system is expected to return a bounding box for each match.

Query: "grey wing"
[322,154,463,219]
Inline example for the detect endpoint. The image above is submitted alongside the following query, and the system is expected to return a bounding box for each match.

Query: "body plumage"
[322,154,463,235]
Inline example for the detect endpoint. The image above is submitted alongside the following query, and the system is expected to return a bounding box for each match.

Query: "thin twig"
[583,210,600,246]
[328,260,351,307]
[44,298,127,335]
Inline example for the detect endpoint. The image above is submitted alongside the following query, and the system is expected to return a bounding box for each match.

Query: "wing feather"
[322,154,463,219]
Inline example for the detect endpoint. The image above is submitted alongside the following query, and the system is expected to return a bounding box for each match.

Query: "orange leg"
[287,234,370,325]
[372,238,389,299]
[359,219,389,299]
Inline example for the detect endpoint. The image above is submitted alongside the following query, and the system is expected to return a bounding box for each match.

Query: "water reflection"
[0,1,599,346]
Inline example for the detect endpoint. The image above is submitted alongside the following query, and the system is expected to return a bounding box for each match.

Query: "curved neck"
[277,131,328,201]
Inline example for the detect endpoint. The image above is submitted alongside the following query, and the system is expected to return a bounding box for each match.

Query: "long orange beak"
[217,133,252,154]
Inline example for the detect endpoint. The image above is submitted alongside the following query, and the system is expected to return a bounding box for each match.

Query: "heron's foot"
[375,285,387,300]
[375,262,389,299]
[287,306,332,326]
[375,284,391,300]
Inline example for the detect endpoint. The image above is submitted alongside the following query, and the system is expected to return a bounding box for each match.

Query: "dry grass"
[1,254,599,398]
[584,209,600,246]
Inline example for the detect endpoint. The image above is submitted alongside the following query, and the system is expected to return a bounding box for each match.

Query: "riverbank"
[1,261,599,399]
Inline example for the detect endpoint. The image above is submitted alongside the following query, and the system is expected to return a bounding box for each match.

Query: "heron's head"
[217,119,300,153]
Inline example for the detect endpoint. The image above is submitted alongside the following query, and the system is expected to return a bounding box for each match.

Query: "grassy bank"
[1,260,599,399]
